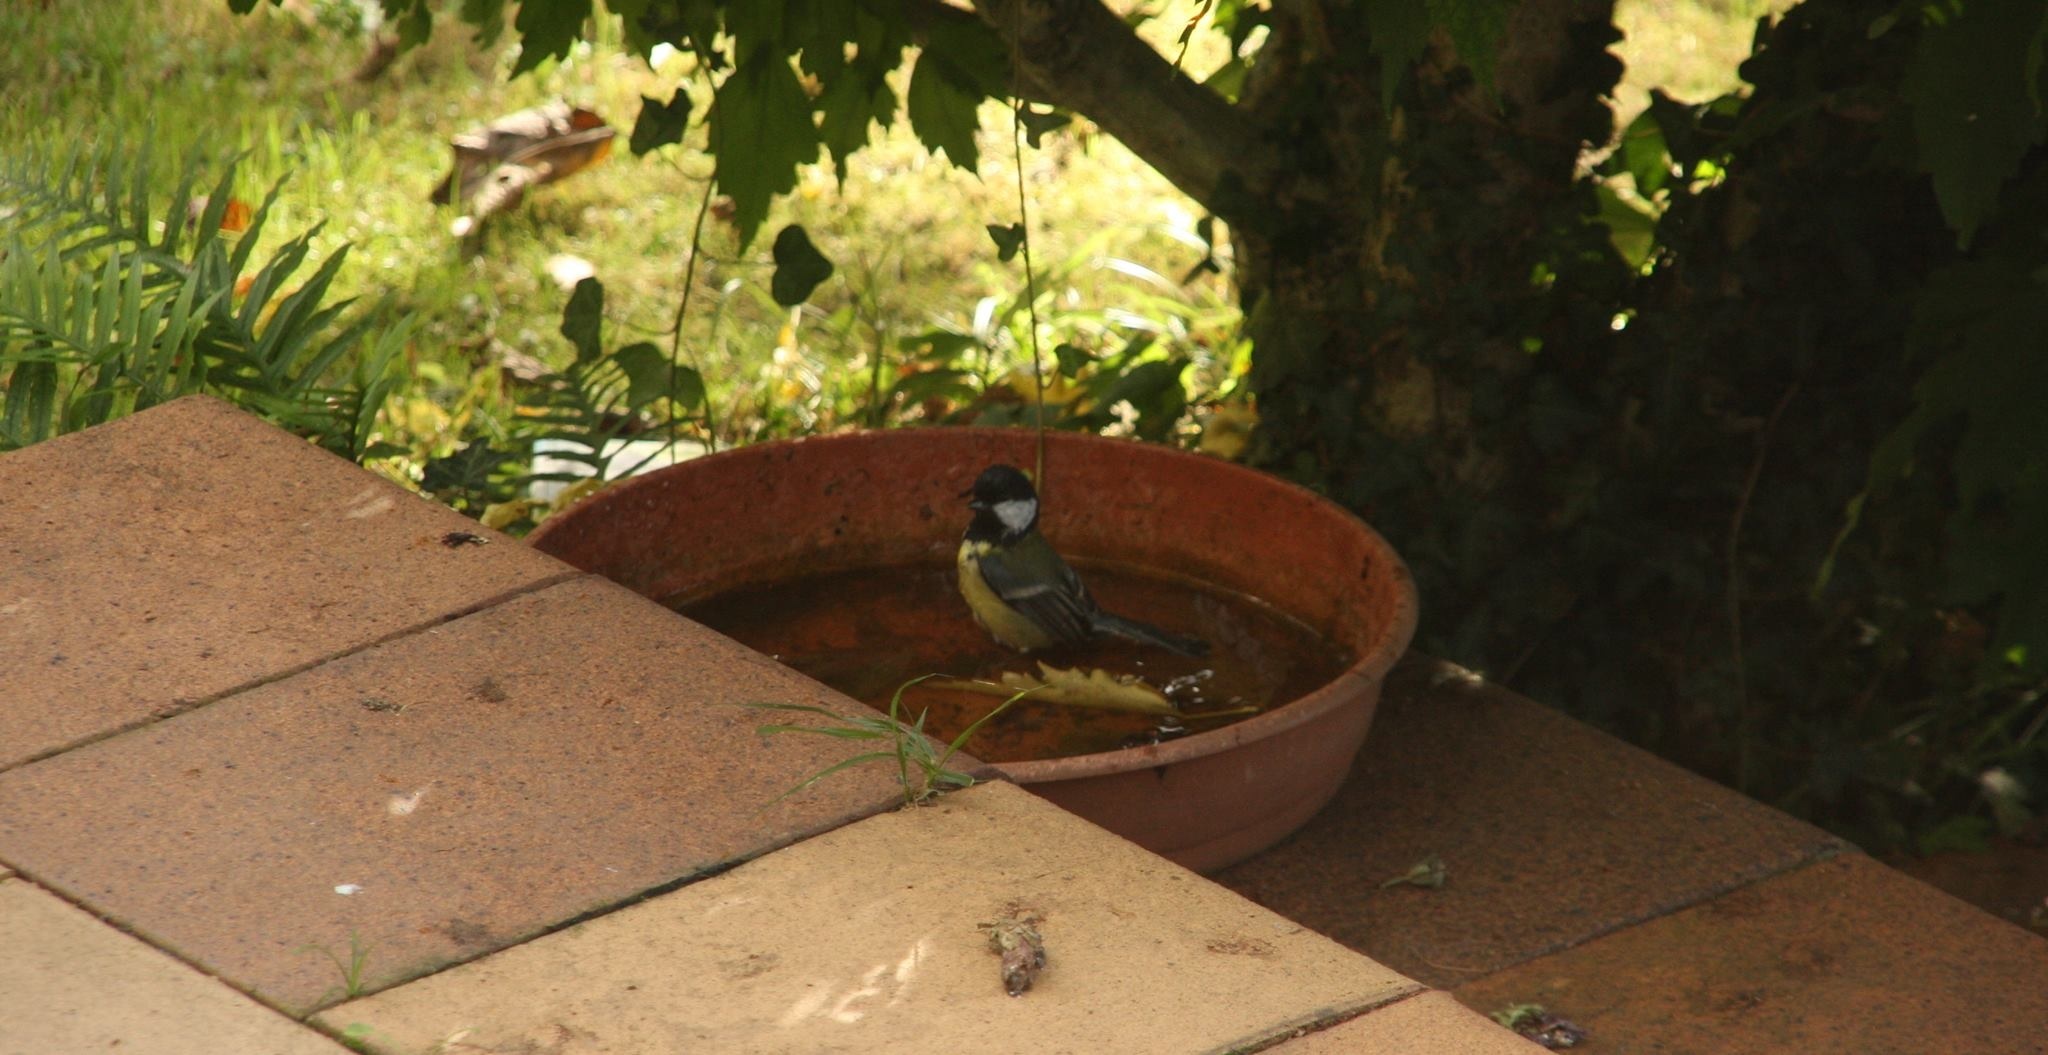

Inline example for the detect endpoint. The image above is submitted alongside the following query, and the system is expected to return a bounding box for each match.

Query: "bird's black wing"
[973,534,1098,647]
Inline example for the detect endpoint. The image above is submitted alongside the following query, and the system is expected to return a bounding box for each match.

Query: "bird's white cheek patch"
[994,499,1037,534]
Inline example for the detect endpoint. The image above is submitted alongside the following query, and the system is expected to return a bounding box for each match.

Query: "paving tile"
[1452,854,2048,1054]
[1888,838,2048,928]
[0,877,350,1055]
[0,395,571,768]
[0,576,907,1016]
[1265,992,1543,1053]
[1213,659,1845,987]
[320,780,1418,1055]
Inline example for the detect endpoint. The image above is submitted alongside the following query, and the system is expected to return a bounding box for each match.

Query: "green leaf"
[1916,814,1994,856]
[985,222,1025,262]
[709,45,823,248]
[1204,56,1248,103]
[3,361,57,446]
[510,0,591,76]
[1017,105,1071,148]
[770,750,901,802]
[905,51,984,170]
[1093,357,1190,439]
[888,367,978,405]
[769,223,835,306]
[1361,0,1431,109]
[1904,2,2048,247]
[1594,182,1658,270]
[816,72,897,181]
[420,440,520,502]
[754,724,889,741]
[721,4,784,55]
[901,329,980,362]
[630,91,692,156]
[1611,106,1672,198]
[458,0,507,47]
[1053,342,1091,377]
[560,277,604,364]
[1425,0,1513,100]
[393,1,432,49]
[612,342,674,409]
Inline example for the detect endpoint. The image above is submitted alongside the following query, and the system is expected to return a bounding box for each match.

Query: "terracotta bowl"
[527,429,1417,872]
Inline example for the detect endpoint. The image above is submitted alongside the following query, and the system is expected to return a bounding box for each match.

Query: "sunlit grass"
[2,0,1227,453]
[1612,0,1794,126]
[2,0,1770,461]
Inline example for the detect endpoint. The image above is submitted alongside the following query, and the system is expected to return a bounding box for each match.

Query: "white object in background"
[529,436,707,502]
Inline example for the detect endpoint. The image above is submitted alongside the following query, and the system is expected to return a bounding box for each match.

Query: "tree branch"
[904,0,1280,230]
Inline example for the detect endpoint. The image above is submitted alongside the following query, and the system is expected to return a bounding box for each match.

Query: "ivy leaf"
[985,222,1025,262]
[905,50,984,170]
[510,0,591,76]
[1018,106,1071,148]
[560,277,604,364]
[709,45,823,248]
[630,91,692,155]
[1903,2,2048,247]
[769,224,835,306]
[612,342,703,410]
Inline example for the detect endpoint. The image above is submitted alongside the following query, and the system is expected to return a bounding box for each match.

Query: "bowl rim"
[529,427,1420,782]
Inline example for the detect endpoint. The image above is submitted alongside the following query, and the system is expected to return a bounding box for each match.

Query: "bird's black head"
[967,464,1037,506]
[963,463,1040,541]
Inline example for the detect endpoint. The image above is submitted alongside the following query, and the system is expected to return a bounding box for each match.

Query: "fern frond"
[0,132,412,459]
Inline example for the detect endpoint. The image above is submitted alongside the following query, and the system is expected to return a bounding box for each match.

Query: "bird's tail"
[1091,612,1211,658]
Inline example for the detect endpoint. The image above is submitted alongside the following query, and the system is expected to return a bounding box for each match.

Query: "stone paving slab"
[320,780,1419,1055]
[0,395,572,768]
[0,877,350,1055]
[1213,659,1846,988]
[1453,854,2048,1053]
[1265,992,1542,1053]
[0,576,908,1016]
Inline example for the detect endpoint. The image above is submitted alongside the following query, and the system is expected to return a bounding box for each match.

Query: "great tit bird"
[957,464,1210,657]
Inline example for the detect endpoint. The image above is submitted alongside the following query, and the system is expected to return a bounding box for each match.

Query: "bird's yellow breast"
[957,539,1057,651]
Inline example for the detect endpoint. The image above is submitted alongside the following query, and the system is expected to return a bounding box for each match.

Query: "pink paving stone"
[0,878,352,1055]
[1452,854,2048,1054]
[319,781,1418,1055]
[1213,659,1845,987]
[1266,992,1544,1053]
[0,395,573,768]
[0,576,908,1016]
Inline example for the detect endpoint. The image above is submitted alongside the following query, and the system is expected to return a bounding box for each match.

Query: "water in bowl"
[675,561,1348,763]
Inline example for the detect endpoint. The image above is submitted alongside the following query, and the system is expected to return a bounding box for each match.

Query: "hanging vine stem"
[666,155,721,455]
[1007,6,1047,490]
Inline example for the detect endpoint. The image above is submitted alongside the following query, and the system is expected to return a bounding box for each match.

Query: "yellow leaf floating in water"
[934,662,1176,716]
